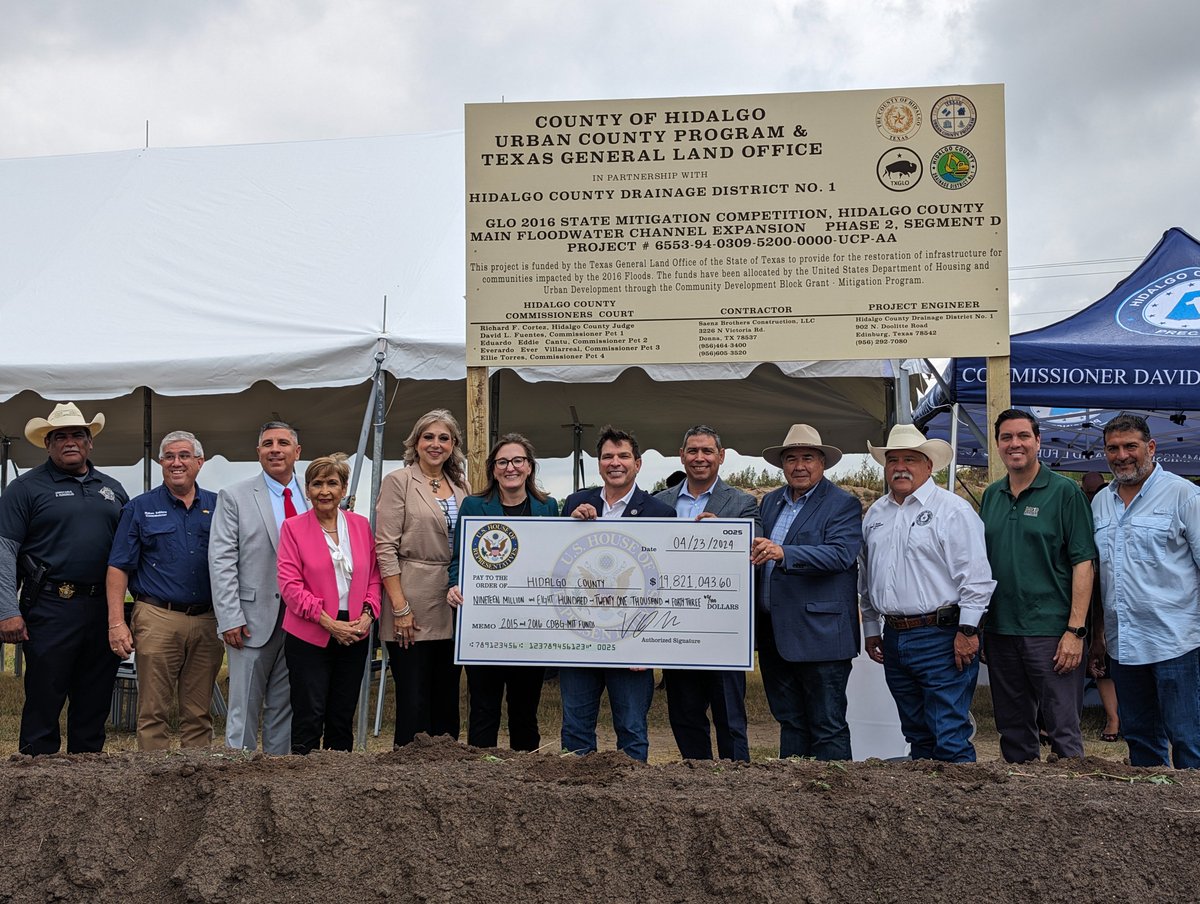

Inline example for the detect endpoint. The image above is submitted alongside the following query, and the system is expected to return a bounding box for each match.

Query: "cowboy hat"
[761,424,843,468]
[867,423,952,472]
[24,402,106,446]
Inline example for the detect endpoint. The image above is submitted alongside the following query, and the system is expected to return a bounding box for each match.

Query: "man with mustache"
[0,403,128,755]
[752,424,861,761]
[1090,413,1200,768]
[859,424,995,762]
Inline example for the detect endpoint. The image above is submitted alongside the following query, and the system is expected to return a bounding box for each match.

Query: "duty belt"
[46,580,104,599]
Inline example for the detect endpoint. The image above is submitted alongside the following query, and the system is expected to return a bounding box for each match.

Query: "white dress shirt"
[859,478,995,637]
[601,485,637,519]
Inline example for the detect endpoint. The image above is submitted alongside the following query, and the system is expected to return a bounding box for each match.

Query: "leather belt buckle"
[58,583,76,599]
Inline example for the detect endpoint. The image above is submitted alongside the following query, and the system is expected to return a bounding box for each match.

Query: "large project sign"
[466,85,1008,367]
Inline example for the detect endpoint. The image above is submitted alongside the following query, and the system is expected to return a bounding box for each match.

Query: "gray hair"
[158,430,204,459]
[257,420,300,446]
[681,424,722,449]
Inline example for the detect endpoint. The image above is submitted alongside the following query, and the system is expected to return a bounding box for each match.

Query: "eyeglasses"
[437,498,453,532]
[494,456,529,470]
[161,453,196,463]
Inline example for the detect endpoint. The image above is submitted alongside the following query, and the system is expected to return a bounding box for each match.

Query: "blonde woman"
[375,409,469,746]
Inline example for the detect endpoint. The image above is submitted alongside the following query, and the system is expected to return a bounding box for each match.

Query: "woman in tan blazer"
[375,409,469,746]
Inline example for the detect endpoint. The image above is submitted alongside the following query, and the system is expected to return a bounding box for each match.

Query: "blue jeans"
[758,617,852,760]
[558,667,655,762]
[883,625,978,762]
[1110,647,1200,768]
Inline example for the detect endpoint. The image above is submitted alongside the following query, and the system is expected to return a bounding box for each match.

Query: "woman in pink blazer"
[278,454,382,754]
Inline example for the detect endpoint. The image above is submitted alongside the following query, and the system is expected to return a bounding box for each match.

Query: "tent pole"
[948,403,960,493]
[562,406,592,492]
[1,436,10,491]
[891,360,912,424]
[143,387,153,492]
[347,342,387,513]
[356,355,388,750]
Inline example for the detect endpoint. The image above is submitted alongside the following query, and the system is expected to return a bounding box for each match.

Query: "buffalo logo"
[471,523,519,571]
[930,145,977,190]
[877,148,923,192]
[875,96,922,142]
[1115,269,1200,337]
[932,94,977,139]
[915,510,933,526]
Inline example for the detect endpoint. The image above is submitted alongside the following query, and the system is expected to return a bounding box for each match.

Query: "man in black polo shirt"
[0,403,129,755]
[106,430,222,750]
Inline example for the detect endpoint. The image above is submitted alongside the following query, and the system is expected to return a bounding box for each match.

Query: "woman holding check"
[277,454,381,755]
[448,433,559,751]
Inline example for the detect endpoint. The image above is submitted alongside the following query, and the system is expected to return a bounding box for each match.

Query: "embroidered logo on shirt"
[55,490,74,498]
[915,510,933,525]
[145,510,168,518]
[100,487,117,502]
[1023,506,1039,517]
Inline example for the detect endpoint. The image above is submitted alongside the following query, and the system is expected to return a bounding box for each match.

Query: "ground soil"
[1,735,1195,904]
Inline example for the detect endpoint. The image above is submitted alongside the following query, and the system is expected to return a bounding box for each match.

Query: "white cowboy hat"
[761,424,843,469]
[24,402,106,446]
[867,423,952,472]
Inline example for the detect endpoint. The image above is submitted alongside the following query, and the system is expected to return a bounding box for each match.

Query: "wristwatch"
[957,624,979,637]
[1066,624,1088,638]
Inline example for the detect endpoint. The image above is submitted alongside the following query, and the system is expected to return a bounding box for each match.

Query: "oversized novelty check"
[454,517,754,669]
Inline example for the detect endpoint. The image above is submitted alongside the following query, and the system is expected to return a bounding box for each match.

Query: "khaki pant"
[131,601,225,750]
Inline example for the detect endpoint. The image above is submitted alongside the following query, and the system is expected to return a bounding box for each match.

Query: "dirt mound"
[1,736,1194,903]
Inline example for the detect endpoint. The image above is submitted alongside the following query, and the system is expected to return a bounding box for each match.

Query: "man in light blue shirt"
[1091,413,1200,768]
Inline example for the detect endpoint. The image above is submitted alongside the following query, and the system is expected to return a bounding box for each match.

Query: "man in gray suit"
[209,421,306,753]
[655,425,760,761]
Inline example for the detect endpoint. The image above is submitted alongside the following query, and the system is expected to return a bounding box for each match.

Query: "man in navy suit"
[751,424,862,760]
[656,425,759,761]
[561,425,675,761]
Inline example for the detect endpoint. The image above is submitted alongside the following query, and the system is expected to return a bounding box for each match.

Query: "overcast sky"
[3,0,1197,493]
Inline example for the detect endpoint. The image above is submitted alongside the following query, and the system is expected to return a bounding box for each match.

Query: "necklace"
[429,477,441,492]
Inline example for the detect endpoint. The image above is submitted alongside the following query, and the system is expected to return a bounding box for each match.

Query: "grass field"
[0,643,1127,763]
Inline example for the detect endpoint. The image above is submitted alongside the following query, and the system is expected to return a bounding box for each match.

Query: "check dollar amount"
[454,517,754,669]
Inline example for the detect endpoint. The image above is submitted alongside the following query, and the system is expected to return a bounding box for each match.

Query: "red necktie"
[283,487,299,519]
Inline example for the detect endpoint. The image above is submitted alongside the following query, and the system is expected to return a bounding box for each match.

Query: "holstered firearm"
[17,554,49,618]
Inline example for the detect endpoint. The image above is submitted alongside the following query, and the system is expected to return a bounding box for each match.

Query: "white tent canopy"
[0,133,904,466]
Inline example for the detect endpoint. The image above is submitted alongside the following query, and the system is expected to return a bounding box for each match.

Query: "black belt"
[137,594,213,616]
[45,580,104,599]
[884,604,959,631]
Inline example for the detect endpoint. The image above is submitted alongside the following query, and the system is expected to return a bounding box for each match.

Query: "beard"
[1111,458,1154,486]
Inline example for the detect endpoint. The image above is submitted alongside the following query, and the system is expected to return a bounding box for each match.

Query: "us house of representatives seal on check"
[455,517,754,669]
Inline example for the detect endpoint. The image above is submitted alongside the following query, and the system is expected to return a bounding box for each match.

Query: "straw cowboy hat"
[24,402,106,446]
[867,423,952,472]
[761,424,843,469]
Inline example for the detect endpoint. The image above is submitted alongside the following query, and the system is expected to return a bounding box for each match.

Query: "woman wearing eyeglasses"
[375,409,469,747]
[447,433,558,750]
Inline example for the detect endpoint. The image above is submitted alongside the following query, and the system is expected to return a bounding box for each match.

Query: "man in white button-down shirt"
[859,424,995,762]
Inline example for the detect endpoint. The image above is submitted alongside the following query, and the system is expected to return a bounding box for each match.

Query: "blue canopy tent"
[914,227,1200,474]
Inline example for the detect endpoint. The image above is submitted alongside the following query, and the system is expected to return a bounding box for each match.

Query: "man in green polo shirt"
[980,409,1096,762]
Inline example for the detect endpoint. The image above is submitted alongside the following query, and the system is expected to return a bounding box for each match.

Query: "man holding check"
[561,425,675,761]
